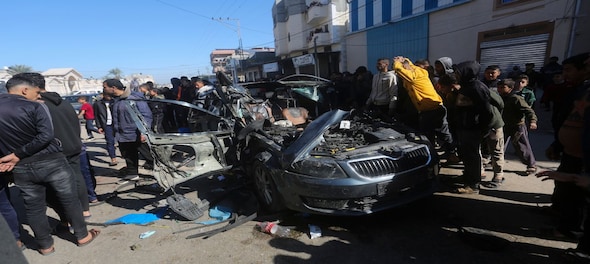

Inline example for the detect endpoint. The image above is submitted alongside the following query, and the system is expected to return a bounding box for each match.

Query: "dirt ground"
[16,108,580,264]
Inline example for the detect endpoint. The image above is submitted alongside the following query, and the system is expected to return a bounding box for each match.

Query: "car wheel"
[252,160,285,212]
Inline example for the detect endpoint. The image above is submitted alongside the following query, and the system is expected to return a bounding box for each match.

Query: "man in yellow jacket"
[393,56,455,158]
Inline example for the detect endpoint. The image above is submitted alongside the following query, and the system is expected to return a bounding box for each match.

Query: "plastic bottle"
[257,221,291,237]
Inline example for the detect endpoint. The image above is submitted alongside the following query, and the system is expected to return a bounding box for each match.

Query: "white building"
[272,0,349,78]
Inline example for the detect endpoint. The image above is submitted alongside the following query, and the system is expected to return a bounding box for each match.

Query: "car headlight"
[290,157,347,179]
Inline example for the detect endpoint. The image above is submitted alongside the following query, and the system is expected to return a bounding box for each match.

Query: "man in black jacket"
[15,73,92,218]
[0,76,99,254]
[452,61,495,194]
[93,91,118,166]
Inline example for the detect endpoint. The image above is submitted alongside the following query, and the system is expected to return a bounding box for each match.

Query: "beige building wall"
[343,30,368,72]
[428,0,584,64]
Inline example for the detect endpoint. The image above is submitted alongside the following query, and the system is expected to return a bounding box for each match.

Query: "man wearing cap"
[103,79,152,182]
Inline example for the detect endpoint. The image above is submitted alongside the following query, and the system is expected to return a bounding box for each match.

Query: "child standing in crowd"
[497,79,538,179]
[516,74,536,107]
[78,96,99,140]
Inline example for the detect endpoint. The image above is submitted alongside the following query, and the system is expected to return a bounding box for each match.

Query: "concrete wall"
[343,30,368,72]
[570,0,590,57]
[428,0,585,64]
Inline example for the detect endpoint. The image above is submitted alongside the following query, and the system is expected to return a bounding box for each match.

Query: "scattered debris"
[257,222,291,237]
[186,212,257,239]
[139,230,156,239]
[308,224,322,239]
[167,194,210,221]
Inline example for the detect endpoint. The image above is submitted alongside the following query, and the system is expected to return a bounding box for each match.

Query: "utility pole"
[213,17,243,84]
[313,35,319,77]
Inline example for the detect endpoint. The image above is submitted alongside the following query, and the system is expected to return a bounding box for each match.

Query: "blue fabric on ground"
[105,213,160,225]
[196,205,232,225]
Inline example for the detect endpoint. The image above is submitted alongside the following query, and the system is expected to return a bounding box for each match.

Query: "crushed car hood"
[281,109,349,168]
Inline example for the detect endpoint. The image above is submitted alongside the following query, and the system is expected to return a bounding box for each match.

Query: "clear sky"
[1,0,275,84]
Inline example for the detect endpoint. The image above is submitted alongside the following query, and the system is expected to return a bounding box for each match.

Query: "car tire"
[252,160,285,212]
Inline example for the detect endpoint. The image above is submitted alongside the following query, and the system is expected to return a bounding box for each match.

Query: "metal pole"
[314,36,319,77]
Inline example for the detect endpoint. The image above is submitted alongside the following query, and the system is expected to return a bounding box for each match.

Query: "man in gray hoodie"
[104,79,153,182]
[433,57,454,88]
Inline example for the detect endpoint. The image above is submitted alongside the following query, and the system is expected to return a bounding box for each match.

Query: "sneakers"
[142,163,154,170]
[124,175,140,181]
[86,137,95,141]
[456,185,480,194]
[118,175,140,185]
[526,166,537,175]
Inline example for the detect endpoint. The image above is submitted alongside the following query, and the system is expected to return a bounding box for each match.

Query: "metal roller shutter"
[479,33,549,75]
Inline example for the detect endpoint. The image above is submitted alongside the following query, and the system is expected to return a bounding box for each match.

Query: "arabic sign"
[263,62,279,73]
[292,54,315,67]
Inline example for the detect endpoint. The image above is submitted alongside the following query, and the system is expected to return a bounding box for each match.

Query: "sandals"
[78,229,100,247]
[17,240,26,251]
[480,177,504,189]
[526,167,537,175]
[38,245,55,256]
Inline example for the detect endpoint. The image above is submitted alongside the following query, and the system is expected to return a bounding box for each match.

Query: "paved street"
[17,107,579,264]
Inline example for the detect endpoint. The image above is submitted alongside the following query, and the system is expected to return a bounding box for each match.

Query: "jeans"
[85,119,99,138]
[103,125,116,159]
[13,156,89,249]
[46,153,90,225]
[0,179,20,240]
[419,105,454,152]
[80,148,97,202]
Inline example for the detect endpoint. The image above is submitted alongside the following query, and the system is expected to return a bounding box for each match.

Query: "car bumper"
[274,164,438,216]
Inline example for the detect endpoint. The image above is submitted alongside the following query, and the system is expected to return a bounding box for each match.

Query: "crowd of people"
[330,52,590,260]
[0,51,588,261]
[0,72,225,258]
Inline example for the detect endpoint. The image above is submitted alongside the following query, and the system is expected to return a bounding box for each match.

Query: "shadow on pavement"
[265,194,573,264]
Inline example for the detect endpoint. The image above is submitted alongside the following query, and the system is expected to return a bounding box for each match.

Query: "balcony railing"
[307,4,329,24]
[307,32,331,48]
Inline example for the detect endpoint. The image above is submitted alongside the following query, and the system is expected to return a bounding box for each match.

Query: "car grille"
[348,146,430,177]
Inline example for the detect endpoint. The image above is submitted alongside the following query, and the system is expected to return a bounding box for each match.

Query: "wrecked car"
[242,74,336,119]
[240,109,438,215]
[125,72,438,216]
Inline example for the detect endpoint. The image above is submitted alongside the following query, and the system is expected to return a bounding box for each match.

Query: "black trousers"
[119,141,153,176]
[552,153,585,233]
[119,141,141,176]
[419,105,454,152]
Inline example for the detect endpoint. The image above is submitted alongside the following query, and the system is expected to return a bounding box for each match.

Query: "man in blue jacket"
[103,79,152,182]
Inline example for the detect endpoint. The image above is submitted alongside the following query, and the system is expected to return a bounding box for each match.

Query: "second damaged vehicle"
[240,109,438,216]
